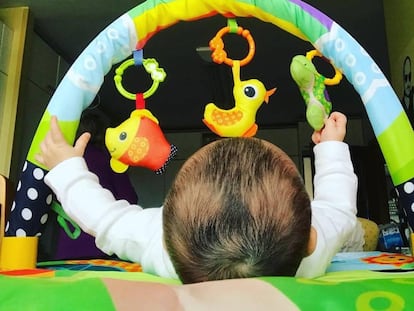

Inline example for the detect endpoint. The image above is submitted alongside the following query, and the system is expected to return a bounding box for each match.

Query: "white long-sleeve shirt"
[296,141,363,277]
[44,140,362,279]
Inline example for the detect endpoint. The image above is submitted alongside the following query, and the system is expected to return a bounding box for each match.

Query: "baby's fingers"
[74,132,91,156]
[35,137,50,165]
[328,112,347,127]
[50,115,66,143]
[312,131,321,144]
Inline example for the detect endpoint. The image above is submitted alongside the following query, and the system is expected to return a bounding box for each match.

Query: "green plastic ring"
[114,58,166,100]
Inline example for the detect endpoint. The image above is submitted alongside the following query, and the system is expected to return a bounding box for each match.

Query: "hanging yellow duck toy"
[203,60,276,137]
[202,21,276,137]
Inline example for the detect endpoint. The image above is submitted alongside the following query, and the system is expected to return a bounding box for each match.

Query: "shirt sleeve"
[296,141,359,278]
[44,156,177,278]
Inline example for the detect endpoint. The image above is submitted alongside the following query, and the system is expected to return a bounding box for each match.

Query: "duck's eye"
[244,85,257,98]
[119,132,127,141]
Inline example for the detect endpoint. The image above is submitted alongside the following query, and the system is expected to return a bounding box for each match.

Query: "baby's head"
[163,137,311,284]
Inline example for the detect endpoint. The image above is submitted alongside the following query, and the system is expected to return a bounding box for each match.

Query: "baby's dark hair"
[163,137,311,284]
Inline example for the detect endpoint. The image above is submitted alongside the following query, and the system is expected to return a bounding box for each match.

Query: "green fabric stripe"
[241,0,329,42]
[0,275,115,311]
[27,111,79,168]
[127,0,176,18]
[259,276,411,310]
[377,112,414,185]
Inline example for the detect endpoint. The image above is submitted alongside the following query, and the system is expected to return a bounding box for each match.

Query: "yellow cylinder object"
[0,236,38,271]
[411,233,414,257]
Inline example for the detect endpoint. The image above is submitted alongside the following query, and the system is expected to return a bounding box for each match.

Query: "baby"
[36,111,363,283]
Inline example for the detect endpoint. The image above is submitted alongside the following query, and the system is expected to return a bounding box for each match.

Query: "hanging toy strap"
[133,50,146,109]
[51,201,81,240]
[136,93,145,109]
[227,18,238,33]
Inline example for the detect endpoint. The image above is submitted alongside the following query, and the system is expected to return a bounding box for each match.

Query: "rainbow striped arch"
[8,0,414,237]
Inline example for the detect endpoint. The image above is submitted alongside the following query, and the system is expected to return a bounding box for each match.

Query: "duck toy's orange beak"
[264,87,277,103]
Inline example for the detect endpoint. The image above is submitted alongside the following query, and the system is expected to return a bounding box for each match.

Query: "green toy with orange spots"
[290,50,343,131]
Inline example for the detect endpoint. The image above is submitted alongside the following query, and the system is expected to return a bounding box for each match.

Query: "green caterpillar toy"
[290,50,342,130]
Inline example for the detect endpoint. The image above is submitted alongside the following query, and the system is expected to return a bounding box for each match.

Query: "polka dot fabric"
[6,161,52,237]
[395,178,414,230]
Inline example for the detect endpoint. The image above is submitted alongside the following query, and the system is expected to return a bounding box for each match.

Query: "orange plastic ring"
[209,26,255,67]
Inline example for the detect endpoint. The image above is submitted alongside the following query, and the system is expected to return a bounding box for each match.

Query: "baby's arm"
[296,112,359,277]
[36,117,172,276]
[35,116,141,249]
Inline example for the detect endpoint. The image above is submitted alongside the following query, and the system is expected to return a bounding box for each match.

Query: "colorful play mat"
[2,253,414,310]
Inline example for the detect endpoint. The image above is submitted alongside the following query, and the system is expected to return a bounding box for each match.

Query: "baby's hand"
[35,115,91,170]
[311,111,347,144]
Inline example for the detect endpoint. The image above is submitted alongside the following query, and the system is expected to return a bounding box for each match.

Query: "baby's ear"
[306,226,317,257]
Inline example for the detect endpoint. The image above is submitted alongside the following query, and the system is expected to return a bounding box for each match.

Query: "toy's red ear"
[134,117,177,174]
